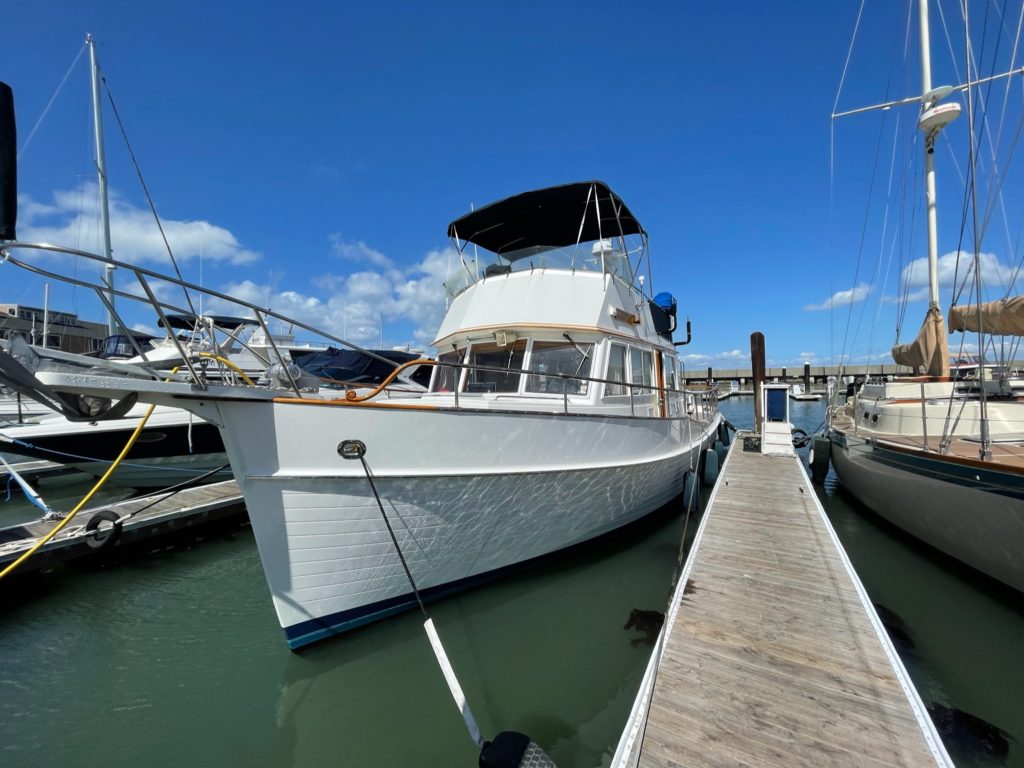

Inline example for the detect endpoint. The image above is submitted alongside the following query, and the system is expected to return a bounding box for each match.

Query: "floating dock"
[0,480,245,573]
[614,430,952,767]
[0,458,84,484]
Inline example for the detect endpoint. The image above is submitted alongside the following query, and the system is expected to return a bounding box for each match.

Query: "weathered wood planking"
[0,480,245,569]
[635,438,951,767]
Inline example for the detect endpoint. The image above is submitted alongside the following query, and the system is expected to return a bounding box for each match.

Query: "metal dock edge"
[612,432,953,767]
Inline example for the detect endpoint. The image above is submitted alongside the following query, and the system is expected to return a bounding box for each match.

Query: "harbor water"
[1,398,1022,767]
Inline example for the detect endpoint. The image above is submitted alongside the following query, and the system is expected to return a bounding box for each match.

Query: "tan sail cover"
[891,305,950,377]
[949,296,1024,336]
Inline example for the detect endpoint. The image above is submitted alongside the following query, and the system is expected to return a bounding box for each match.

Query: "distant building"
[0,304,109,354]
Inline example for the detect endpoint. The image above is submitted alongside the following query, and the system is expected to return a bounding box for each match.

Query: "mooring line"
[339,438,556,768]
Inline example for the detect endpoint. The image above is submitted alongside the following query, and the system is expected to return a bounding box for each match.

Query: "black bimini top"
[446,180,645,257]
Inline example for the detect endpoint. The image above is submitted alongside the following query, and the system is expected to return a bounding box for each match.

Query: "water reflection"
[270,503,691,767]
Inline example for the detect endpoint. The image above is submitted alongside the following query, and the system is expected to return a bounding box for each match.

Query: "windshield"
[444,236,645,301]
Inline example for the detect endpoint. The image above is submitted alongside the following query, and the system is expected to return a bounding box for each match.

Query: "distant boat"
[789,383,820,401]
[714,380,739,400]
[0,403,229,488]
[0,390,52,425]
[295,347,431,390]
[826,0,1024,593]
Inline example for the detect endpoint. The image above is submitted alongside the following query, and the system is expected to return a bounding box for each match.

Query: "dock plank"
[633,438,949,767]
[0,480,245,571]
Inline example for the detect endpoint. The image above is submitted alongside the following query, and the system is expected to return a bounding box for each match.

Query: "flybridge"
[443,181,652,301]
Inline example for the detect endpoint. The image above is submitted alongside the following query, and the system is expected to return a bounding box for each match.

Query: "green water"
[1,400,1022,767]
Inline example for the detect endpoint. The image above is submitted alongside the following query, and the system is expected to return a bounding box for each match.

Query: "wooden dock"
[614,432,952,767]
[0,480,245,573]
[0,458,84,483]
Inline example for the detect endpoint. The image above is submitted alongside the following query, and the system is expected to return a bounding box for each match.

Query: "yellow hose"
[197,352,255,386]
[0,403,157,579]
[0,355,243,578]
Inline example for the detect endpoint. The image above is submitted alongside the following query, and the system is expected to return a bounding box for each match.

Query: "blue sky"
[4,1,1022,369]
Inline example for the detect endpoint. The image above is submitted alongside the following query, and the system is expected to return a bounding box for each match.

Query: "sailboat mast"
[87,34,116,335]
[918,0,941,310]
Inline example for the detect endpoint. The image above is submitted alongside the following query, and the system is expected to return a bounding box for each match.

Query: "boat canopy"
[950,297,1024,336]
[446,181,645,257]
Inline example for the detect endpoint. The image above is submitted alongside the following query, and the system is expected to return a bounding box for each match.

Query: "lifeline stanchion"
[339,439,556,768]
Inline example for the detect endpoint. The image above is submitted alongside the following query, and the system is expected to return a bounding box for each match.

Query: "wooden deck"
[831,411,1024,470]
[617,433,951,767]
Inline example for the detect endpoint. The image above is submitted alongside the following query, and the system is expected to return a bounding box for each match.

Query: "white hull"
[213,399,720,648]
[830,430,1024,592]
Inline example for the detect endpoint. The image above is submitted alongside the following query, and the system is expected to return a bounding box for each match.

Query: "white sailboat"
[827,0,1024,593]
[0,176,721,647]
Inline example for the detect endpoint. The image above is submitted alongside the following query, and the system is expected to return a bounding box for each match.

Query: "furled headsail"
[891,305,950,377]
[949,297,1024,336]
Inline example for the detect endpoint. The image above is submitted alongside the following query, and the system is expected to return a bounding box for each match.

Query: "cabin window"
[525,341,593,395]
[463,340,527,393]
[430,350,463,392]
[630,348,654,393]
[606,343,628,396]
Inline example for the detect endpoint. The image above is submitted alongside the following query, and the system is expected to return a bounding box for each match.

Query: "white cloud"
[131,323,158,336]
[678,349,747,368]
[209,244,452,348]
[895,250,1014,303]
[805,283,871,311]
[18,183,260,267]
[329,234,393,269]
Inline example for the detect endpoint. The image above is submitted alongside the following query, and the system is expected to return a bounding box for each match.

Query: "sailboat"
[827,0,1024,593]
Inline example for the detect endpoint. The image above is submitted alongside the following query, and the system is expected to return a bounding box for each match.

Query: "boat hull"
[212,399,720,648]
[0,409,230,488]
[829,429,1024,592]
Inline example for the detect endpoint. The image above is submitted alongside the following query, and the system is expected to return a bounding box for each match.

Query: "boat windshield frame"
[445,180,650,301]
[443,235,648,301]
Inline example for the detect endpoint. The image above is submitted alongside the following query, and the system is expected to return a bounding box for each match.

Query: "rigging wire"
[830,0,868,368]
[867,110,905,366]
[895,134,923,339]
[962,0,992,455]
[16,43,86,161]
[101,79,198,319]
[834,1,911,374]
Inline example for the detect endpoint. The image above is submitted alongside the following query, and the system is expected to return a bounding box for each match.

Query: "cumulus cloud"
[678,349,747,368]
[805,283,871,311]
[329,234,394,269]
[207,243,452,348]
[18,183,261,267]
[894,250,1014,303]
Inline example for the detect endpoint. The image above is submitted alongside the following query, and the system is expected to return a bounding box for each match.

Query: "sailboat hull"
[214,399,720,649]
[830,430,1024,592]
